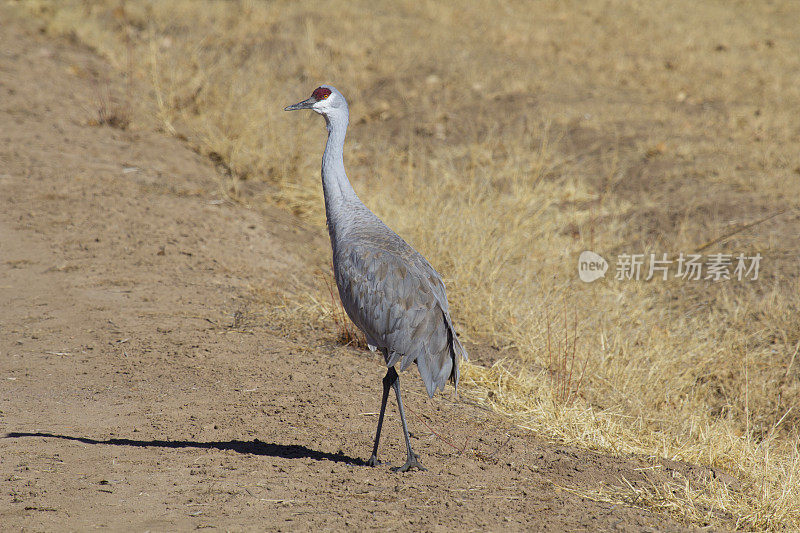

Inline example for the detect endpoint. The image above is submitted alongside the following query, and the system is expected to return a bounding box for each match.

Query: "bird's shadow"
[4,431,366,466]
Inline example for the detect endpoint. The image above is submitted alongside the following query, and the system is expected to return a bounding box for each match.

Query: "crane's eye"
[312,87,332,100]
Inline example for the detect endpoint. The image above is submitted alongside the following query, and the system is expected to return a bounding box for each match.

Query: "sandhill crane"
[285,85,468,472]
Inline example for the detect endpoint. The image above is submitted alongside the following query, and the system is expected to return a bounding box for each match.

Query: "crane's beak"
[284,97,316,111]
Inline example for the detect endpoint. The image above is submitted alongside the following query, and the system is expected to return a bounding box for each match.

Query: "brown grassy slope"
[20,0,800,529]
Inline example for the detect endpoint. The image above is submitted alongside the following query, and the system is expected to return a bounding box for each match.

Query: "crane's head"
[284,85,347,119]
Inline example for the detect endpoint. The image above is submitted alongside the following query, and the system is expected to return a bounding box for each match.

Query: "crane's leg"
[391,374,427,472]
[367,367,396,466]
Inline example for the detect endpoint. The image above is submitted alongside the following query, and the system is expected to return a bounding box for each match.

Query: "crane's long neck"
[321,110,359,238]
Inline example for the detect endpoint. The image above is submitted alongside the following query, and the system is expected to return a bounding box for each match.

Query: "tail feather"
[443,310,468,396]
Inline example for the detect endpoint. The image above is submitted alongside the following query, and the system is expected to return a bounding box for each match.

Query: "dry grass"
[18,0,800,529]
[543,298,588,406]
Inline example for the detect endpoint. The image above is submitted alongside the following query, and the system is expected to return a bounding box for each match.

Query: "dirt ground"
[0,10,733,532]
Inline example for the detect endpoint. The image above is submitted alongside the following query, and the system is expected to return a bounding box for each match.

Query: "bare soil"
[0,11,728,531]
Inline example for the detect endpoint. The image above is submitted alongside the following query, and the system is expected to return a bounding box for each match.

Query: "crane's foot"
[366,454,384,467]
[391,451,427,473]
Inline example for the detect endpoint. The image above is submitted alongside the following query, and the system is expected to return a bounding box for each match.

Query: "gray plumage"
[335,211,467,397]
[285,85,467,472]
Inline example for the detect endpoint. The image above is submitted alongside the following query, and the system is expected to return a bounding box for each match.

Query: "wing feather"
[334,239,466,397]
